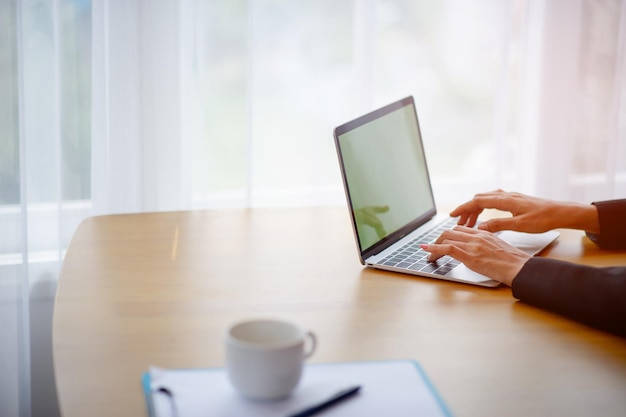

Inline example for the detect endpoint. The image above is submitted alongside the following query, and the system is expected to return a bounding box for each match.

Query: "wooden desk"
[53,208,626,417]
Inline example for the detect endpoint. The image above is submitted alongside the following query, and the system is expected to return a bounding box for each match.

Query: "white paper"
[145,360,452,417]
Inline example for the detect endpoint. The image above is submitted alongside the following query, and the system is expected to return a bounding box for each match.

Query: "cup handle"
[303,331,317,359]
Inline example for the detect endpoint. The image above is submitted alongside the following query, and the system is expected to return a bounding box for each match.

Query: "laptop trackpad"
[496,230,560,256]
[446,263,500,286]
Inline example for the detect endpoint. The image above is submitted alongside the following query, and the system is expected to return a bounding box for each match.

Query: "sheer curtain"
[1,1,625,416]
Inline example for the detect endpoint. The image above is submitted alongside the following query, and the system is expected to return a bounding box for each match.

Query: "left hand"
[420,226,531,286]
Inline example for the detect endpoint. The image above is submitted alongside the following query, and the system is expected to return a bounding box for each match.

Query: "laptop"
[333,96,559,287]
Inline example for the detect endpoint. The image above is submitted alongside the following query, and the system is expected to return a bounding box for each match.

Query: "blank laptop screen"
[335,98,435,252]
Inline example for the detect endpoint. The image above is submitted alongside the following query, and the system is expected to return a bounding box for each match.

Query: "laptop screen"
[334,96,436,254]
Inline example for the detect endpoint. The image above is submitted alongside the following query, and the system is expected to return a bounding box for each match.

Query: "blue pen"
[286,385,362,417]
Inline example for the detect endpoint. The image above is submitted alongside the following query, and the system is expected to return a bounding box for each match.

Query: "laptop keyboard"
[379,217,461,276]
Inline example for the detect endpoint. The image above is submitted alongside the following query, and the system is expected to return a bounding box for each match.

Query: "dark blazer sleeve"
[511,199,626,336]
[512,258,626,336]
[586,199,626,249]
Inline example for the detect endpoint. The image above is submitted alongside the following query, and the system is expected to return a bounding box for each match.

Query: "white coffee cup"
[225,318,317,400]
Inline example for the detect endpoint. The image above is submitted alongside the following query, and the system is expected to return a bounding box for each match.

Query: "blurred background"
[1,0,625,416]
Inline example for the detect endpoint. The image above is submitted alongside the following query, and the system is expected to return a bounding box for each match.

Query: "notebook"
[142,360,453,417]
[333,96,559,287]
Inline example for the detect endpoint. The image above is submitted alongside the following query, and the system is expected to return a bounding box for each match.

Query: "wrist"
[501,255,530,287]
[572,203,600,234]
[556,202,600,233]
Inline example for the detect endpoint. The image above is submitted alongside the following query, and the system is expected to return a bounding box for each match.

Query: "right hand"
[421,226,530,286]
[451,190,599,234]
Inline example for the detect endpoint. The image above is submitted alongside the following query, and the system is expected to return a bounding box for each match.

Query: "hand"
[451,190,600,234]
[354,205,389,239]
[421,226,531,286]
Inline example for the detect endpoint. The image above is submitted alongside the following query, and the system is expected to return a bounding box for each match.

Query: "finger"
[463,212,480,228]
[421,242,469,263]
[471,194,521,213]
[454,211,480,227]
[455,212,471,226]
[450,203,482,218]
[372,205,390,213]
[421,243,448,262]
[469,212,481,227]
[432,226,481,245]
[452,193,517,218]
[453,225,482,233]
[449,190,504,216]
[477,217,518,232]
[420,243,441,261]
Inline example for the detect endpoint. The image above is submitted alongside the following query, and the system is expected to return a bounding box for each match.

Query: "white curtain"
[2,0,625,416]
